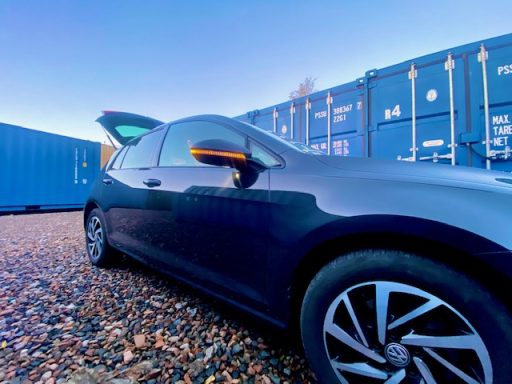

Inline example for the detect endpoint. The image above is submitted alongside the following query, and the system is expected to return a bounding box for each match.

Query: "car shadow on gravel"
[118,254,302,347]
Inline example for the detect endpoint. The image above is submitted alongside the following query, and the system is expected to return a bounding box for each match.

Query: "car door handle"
[102,178,114,185]
[143,178,161,188]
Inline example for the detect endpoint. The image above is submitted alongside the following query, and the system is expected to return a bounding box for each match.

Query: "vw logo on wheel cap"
[384,343,411,367]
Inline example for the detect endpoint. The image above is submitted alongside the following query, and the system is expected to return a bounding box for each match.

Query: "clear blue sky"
[1,0,511,144]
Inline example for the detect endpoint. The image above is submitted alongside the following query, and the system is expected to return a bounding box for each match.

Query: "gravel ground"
[0,211,316,384]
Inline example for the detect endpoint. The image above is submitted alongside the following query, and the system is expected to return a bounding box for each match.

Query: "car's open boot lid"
[96,111,164,146]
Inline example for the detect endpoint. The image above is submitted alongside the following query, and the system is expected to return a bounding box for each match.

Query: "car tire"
[85,208,119,267]
[300,249,512,384]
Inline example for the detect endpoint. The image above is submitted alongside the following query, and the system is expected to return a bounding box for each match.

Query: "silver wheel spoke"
[87,216,103,260]
[342,294,369,347]
[424,348,480,384]
[401,334,479,350]
[388,298,442,330]
[325,322,386,363]
[376,284,390,345]
[384,368,406,384]
[322,281,492,384]
[332,361,387,380]
[413,357,437,384]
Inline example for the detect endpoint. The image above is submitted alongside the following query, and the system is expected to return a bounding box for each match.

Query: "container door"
[368,58,467,166]
[412,58,468,166]
[368,70,412,160]
[468,43,512,172]
[309,87,364,157]
[275,104,292,140]
[292,99,307,143]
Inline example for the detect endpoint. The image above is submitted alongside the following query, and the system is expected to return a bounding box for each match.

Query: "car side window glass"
[121,129,165,169]
[249,141,281,167]
[159,121,246,167]
[109,146,128,170]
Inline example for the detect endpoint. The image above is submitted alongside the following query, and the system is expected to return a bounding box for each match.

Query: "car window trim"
[107,146,129,171]
[149,127,167,167]
[247,138,283,168]
[118,127,166,170]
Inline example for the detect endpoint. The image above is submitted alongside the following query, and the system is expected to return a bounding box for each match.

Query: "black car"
[85,111,512,383]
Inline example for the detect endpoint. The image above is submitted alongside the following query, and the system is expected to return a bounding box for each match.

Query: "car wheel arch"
[83,200,101,228]
[288,219,512,335]
[299,248,512,383]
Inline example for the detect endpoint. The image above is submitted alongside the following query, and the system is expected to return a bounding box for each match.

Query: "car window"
[115,125,151,138]
[121,129,165,169]
[249,141,281,167]
[109,146,128,170]
[159,121,246,167]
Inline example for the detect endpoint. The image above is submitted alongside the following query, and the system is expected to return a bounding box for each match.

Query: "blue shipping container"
[0,123,102,212]
[237,33,512,172]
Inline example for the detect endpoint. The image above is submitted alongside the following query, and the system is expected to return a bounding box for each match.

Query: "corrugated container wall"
[0,123,103,212]
[236,33,512,172]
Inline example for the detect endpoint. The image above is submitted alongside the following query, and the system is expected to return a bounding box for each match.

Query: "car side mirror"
[191,139,267,189]
[190,139,265,172]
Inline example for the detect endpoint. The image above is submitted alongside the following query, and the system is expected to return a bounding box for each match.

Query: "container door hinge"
[478,45,488,62]
[326,92,333,105]
[408,66,418,79]
[272,108,278,133]
[444,54,455,71]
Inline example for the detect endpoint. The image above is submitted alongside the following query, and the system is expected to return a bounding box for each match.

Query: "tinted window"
[249,141,280,167]
[121,129,165,169]
[110,146,128,170]
[115,125,150,138]
[159,121,246,167]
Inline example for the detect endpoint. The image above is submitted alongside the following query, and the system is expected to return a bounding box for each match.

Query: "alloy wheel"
[323,281,492,383]
[86,216,103,261]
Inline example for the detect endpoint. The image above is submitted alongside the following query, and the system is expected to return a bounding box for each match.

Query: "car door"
[143,119,275,308]
[101,128,166,258]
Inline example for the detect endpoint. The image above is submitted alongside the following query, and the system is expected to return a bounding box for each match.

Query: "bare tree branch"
[289,77,317,100]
